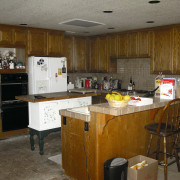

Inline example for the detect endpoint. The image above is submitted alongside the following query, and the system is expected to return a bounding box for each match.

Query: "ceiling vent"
[59,19,105,27]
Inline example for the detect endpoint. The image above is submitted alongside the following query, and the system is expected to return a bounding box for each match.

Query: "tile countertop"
[88,97,171,116]
[60,98,171,121]
[16,91,101,102]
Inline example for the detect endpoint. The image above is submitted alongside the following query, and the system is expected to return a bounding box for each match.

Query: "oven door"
[1,83,28,102]
[1,102,28,132]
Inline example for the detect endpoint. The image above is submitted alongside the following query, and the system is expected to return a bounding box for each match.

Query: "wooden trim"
[0,128,28,139]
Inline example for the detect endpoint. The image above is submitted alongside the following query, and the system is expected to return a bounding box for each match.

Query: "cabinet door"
[47,31,64,56]
[63,36,74,73]
[99,36,108,73]
[28,29,47,56]
[117,33,128,58]
[0,27,13,45]
[13,28,27,46]
[127,32,138,57]
[151,27,174,74]
[173,26,180,74]
[107,34,118,58]
[138,31,151,57]
[74,37,87,72]
[89,37,99,72]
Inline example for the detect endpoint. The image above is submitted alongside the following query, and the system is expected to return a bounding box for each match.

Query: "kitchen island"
[16,90,100,155]
[59,98,171,180]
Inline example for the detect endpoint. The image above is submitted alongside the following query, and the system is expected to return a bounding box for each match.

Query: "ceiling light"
[146,21,154,23]
[103,10,113,13]
[65,31,76,34]
[148,1,160,4]
[19,24,27,26]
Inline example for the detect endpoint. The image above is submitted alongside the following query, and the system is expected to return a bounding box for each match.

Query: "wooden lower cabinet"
[0,128,28,139]
[61,107,168,180]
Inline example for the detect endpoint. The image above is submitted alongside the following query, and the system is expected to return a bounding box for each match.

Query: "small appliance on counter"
[75,77,83,88]
[67,82,74,90]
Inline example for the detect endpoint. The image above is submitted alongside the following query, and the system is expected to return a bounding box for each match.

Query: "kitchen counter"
[60,97,170,120]
[60,97,172,180]
[16,91,101,102]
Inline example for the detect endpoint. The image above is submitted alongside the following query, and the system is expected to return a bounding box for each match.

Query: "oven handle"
[1,82,28,85]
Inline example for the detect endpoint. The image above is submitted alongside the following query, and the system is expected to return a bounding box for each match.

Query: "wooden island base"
[61,107,171,180]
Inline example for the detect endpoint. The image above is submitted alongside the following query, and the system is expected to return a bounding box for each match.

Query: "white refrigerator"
[28,56,67,94]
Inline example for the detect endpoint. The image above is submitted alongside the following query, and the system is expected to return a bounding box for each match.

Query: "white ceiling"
[0,0,180,36]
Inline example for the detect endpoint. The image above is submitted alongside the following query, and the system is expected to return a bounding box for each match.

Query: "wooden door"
[47,31,64,56]
[107,34,118,58]
[150,27,174,74]
[28,28,47,56]
[13,28,27,46]
[117,33,128,58]
[63,35,74,73]
[98,36,108,73]
[0,26,13,45]
[89,37,99,72]
[138,31,151,57]
[173,26,180,74]
[127,32,138,57]
[74,36,87,72]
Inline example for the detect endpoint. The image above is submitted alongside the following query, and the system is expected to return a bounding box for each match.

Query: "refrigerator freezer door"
[28,56,49,94]
[48,57,67,93]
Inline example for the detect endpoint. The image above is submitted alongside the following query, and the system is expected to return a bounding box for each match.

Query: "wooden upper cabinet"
[63,35,74,73]
[74,36,87,73]
[173,26,180,74]
[47,31,64,56]
[13,28,27,46]
[107,34,118,58]
[138,31,151,57]
[89,37,99,72]
[98,36,108,73]
[117,33,128,58]
[127,32,138,57]
[0,26,13,45]
[27,29,47,56]
[151,27,174,74]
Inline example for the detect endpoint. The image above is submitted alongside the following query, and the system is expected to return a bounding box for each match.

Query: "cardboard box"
[128,155,158,180]
[160,78,176,99]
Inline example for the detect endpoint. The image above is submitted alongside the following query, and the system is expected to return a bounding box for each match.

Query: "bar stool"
[145,99,180,180]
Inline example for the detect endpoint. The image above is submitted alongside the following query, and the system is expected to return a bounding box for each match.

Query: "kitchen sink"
[67,106,90,115]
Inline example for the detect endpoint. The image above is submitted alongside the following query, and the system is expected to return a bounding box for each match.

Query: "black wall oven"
[0,73,28,132]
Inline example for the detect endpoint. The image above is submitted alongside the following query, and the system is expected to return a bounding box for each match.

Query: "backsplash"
[68,58,180,91]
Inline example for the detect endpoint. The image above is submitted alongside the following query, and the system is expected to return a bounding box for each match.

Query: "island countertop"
[88,97,170,116]
[60,97,171,120]
[16,91,101,102]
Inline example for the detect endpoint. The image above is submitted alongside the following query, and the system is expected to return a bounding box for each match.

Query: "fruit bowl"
[105,98,130,108]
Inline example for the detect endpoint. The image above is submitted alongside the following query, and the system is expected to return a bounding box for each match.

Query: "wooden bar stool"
[145,99,180,180]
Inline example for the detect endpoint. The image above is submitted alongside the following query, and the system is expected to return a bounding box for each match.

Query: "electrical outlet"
[63,116,66,125]
[84,122,89,131]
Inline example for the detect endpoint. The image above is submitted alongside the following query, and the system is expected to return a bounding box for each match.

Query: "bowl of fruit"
[105,91,131,108]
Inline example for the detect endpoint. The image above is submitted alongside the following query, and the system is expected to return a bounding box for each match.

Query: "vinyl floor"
[0,132,179,180]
